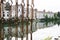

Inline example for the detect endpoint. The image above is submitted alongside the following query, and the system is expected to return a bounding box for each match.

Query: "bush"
[44,36,52,40]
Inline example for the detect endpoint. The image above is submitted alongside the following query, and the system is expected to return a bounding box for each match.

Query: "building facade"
[1,2,54,20]
[36,10,54,19]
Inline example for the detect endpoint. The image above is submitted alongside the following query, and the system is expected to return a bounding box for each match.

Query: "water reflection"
[2,19,60,40]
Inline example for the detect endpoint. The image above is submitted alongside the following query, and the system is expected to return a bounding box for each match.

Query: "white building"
[2,3,22,19]
[1,2,54,20]
[36,10,54,19]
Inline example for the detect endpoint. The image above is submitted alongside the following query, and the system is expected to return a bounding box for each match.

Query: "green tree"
[45,15,48,19]
[57,12,60,17]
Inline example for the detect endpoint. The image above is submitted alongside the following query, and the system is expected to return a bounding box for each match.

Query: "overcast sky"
[34,0,60,12]
[6,0,60,12]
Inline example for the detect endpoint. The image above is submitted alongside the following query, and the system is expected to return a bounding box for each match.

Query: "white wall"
[4,10,9,19]
[36,11,54,19]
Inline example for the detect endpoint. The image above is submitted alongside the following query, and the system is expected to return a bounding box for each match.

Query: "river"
[4,21,60,40]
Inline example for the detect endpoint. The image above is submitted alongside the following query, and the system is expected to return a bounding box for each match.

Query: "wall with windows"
[2,5,22,19]
[36,10,54,19]
[3,10,9,19]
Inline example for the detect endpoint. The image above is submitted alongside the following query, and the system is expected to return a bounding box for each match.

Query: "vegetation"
[57,12,60,17]
[39,12,60,26]
[0,18,30,27]
[44,36,52,40]
[40,12,60,22]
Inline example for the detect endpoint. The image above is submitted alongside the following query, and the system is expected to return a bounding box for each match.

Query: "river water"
[4,21,60,40]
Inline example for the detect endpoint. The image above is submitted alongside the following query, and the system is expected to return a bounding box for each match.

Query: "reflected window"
[3,13,5,17]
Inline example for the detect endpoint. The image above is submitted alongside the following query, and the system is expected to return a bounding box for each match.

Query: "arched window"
[5,2,11,11]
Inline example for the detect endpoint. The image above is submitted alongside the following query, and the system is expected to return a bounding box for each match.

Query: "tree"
[57,12,60,17]
[45,15,48,19]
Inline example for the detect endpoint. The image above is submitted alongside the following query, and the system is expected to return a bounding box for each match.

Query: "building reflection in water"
[3,19,58,40]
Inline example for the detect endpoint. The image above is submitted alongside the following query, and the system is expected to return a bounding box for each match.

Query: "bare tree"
[30,0,34,40]
[0,0,4,40]
[7,0,13,40]
[15,0,18,40]
[26,0,29,40]
[21,0,24,40]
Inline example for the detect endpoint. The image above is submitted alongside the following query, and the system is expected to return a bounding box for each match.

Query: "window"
[19,9,20,11]
[7,14,9,17]
[7,12,9,13]
[3,13,5,17]
[3,12,5,13]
